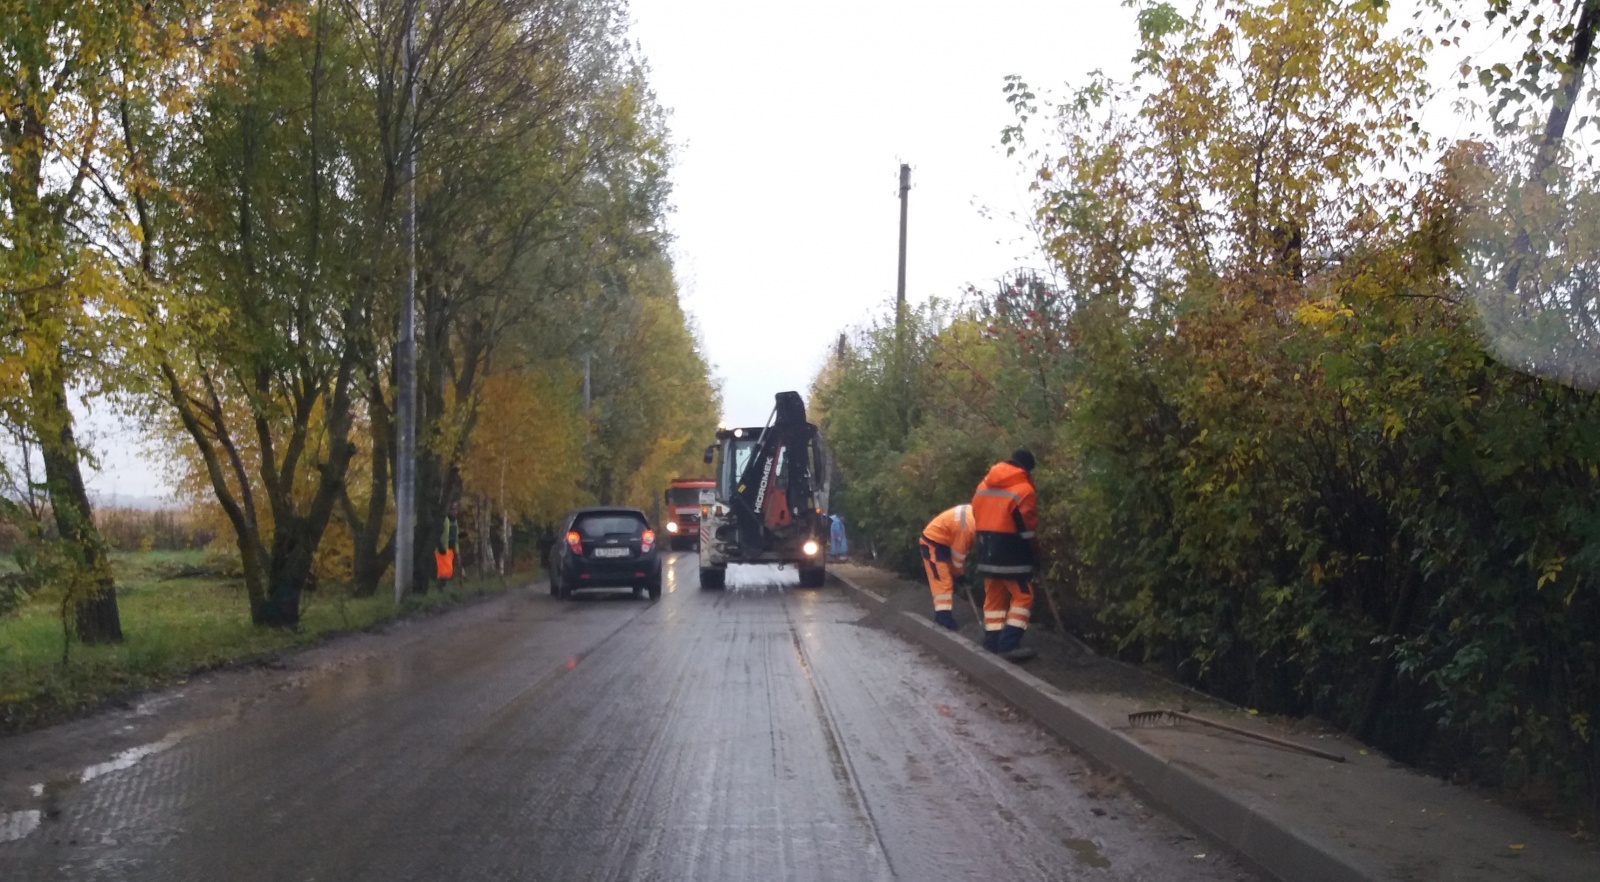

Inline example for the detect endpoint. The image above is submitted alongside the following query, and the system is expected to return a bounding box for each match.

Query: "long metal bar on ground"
[1129,709,1346,763]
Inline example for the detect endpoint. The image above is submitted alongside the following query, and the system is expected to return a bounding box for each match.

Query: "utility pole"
[583,351,592,415]
[896,163,910,326]
[894,164,911,436]
[394,3,418,604]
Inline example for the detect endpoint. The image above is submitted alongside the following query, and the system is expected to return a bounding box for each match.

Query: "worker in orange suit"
[971,449,1039,661]
[920,504,975,631]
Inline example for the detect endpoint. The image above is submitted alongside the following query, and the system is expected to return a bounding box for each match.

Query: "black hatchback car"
[549,507,662,600]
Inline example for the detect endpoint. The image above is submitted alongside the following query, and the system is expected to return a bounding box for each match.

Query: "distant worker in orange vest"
[971,449,1039,661]
[435,498,460,587]
[920,504,975,630]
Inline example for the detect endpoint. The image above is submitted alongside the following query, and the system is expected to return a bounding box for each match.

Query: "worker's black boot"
[996,625,1036,662]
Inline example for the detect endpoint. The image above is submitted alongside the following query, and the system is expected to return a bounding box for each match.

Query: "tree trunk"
[500,510,512,577]
[1504,1,1600,294]
[477,498,496,577]
[413,452,441,595]
[255,520,316,628]
[348,376,394,597]
[411,278,455,594]
[497,461,507,575]
[411,455,462,593]
[6,63,121,644]
[30,367,123,644]
[1533,0,1600,181]
[349,515,393,598]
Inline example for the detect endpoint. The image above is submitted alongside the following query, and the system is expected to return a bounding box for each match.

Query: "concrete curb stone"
[833,567,1381,882]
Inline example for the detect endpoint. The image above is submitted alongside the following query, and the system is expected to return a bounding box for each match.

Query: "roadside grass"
[0,550,525,735]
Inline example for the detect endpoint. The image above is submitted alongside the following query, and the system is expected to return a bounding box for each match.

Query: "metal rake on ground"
[1128,708,1346,763]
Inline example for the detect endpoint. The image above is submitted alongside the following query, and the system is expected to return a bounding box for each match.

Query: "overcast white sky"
[79,0,1518,501]
[77,0,1142,501]
[626,0,1141,426]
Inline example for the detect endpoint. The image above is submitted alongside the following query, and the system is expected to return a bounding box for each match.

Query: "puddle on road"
[0,810,42,844]
[79,731,185,784]
[1064,836,1112,869]
[2,723,209,847]
[725,564,798,591]
[131,692,184,717]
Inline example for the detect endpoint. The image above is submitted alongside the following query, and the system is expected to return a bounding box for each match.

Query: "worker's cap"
[1009,448,1036,472]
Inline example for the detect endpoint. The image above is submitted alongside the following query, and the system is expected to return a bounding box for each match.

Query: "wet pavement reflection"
[0,553,1257,881]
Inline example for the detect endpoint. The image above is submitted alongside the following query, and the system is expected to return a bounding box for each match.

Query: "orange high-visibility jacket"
[921,505,976,573]
[971,461,1037,577]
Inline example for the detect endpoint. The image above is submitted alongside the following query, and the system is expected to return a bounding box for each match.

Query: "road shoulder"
[0,585,535,819]
[832,563,1599,882]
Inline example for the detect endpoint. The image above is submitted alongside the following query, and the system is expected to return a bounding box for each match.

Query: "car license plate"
[593,547,629,558]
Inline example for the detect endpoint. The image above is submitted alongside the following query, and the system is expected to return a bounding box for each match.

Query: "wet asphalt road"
[0,554,1256,881]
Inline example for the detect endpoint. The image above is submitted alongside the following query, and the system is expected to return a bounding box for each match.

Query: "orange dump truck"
[663,478,715,551]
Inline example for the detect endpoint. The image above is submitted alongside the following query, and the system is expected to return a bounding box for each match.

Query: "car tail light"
[641,529,656,552]
[565,530,582,554]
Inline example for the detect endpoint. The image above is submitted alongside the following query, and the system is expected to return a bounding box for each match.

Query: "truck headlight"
[666,521,679,533]
[803,540,820,556]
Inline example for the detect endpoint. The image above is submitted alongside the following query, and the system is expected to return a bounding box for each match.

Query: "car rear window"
[576,515,645,538]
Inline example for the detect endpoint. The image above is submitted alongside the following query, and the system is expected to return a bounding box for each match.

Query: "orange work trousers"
[920,538,956,612]
[982,577,1033,632]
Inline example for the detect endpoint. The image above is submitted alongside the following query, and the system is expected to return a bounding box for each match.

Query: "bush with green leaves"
[817,0,1600,819]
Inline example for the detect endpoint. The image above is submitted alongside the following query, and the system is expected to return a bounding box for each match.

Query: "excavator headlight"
[802,540,820,557]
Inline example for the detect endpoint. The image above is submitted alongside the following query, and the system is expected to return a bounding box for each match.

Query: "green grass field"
[0,550,523,735]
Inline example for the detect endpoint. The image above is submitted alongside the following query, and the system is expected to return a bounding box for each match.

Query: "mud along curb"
[831,569,1377,882]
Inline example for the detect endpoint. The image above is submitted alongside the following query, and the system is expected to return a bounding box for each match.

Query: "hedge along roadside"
[811,1,1599,824]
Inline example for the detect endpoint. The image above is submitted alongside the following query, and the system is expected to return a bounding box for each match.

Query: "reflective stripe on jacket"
[920,505,975,571]
[971,461,1037,577]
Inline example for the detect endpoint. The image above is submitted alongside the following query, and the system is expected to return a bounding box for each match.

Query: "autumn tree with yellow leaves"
[125,0,713,617]
[0,1,296,641]
[3,0,716,629]
[819,0,1600,817]
[457,367,587,575]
